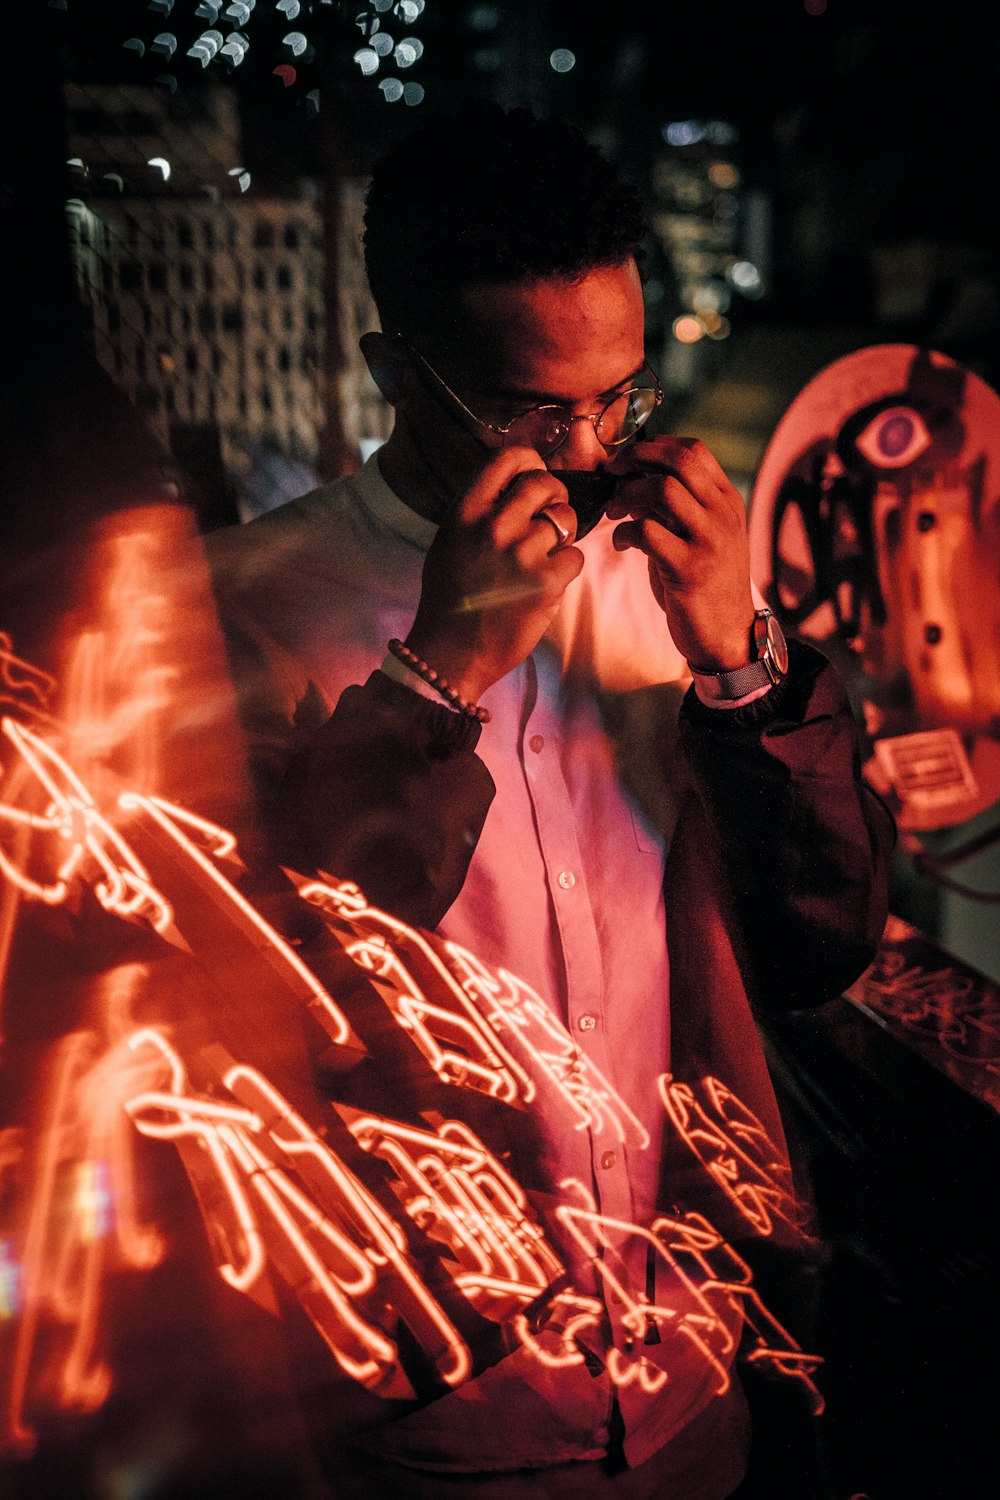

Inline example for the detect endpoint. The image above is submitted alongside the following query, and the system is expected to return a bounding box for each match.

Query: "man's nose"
[548,414,608,471]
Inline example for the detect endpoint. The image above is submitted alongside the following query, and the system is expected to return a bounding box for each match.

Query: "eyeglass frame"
[396,335,664,459]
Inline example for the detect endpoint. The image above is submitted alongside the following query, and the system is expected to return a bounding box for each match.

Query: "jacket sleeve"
[675,637,896,1011]
[271,669,496,932]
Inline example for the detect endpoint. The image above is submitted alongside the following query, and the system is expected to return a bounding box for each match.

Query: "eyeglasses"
[401,338,663,460]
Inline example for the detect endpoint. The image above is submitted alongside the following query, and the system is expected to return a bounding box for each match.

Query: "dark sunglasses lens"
[558,471,619,539]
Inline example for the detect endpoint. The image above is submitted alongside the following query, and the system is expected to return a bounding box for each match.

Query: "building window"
[221,303,244,334]
[284,223,300,250]
[254,221,275,249]
[120,260,143,292]
[149,262,167,291]
[276,265,292,290]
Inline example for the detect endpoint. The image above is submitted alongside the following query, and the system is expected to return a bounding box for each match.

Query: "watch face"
[766,612,789,675]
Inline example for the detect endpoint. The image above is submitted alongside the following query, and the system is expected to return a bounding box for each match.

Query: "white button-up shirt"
[204,453,754,1492]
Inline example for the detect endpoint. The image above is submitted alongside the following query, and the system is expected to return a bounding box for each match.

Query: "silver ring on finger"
[535,506,572,548]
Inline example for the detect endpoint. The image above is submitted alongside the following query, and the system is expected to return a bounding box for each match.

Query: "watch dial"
[767,614,789,675]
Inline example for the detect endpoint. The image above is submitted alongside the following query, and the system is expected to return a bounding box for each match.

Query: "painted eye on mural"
[854,405,933,469]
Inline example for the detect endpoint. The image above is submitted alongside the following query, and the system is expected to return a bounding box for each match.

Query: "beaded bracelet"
[386,639,492,724]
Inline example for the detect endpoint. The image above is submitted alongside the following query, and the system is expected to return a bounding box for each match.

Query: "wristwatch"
[688,608,789,702]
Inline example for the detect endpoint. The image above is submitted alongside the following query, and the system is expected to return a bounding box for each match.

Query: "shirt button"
[557,870,575,890]
[529,734,545,753]
[600,1150,617,1170]
[578,1014,597,1032]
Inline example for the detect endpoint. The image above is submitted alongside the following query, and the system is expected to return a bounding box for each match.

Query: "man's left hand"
[605,436,756,670]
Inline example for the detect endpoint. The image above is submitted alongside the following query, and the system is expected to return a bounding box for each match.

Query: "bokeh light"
[673,315,704,344]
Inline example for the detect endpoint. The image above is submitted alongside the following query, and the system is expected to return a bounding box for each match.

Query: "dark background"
[8,1,1000,352]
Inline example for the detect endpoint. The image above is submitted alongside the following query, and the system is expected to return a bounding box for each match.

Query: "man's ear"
[360,332,407,407]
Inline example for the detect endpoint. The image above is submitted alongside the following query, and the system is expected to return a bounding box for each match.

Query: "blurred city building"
[62,82,389,524]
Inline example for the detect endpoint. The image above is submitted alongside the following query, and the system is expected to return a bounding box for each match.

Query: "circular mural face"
[748,345,1000,829]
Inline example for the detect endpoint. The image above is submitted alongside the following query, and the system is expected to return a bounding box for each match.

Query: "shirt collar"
[350,447,439,552]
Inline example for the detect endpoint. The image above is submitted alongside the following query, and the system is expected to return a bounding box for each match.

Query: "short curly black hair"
[363,101,648,348]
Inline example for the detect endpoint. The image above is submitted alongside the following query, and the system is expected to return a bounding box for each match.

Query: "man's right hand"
[403,447,583,703]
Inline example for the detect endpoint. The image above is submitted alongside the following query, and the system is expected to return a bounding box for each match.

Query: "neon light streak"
[347,1113,563,1318]
[555,1183,738,1396]
[658,1074,806,1239]
[1,1027,166,1456]
[0,862,22,1031]
[510,1292,604,1369]
[124,1034,471,1393]
[0,717,172,930]
[122,798,352,1046]
[297,881,648,1146]
[606,1346,669,1394]
[446,942,650,1149]
[124,1032,268,1295]
[223,1065,471,1389]
[0,632,56,716]
[0,636,826,1431]
[124,1034,392,1381]
[648,1211,826,1414]
[298,879,532,1096]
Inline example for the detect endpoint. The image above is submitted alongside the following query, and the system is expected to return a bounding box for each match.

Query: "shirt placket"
[518,657,639,1324]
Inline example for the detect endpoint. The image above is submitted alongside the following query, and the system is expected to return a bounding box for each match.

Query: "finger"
[611,436,734,510]
[458,446,549,524]
[533,500,576,549]
[489,471,571,548]
[612,517,687,572]
[527,538,586,593]
[607,480,698,540]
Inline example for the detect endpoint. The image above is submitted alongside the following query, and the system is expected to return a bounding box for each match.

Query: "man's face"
[408,258,647,491]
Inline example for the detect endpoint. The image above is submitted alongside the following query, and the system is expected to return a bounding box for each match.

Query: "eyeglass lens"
[505,386,660,456]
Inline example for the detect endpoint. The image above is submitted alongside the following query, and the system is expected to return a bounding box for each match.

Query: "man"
[205,103,892,1498]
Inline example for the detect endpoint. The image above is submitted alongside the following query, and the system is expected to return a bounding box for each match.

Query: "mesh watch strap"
[688,657,776,702]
